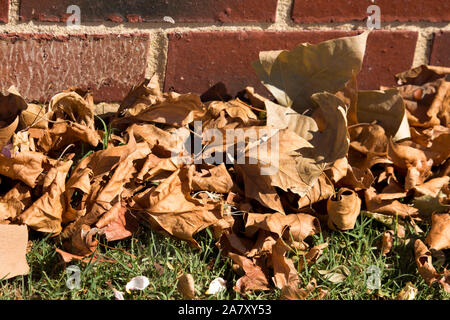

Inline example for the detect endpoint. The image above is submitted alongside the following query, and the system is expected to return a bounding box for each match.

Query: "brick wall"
[0,0,449,102]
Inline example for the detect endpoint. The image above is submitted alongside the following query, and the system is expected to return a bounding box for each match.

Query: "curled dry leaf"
[132,167,223,248]
[414,176,449,198]
[387,139,433,191]
[395,65,450,86]
[412,195,450,218]
[96,202,139,241]
[327,188,361,231]
[0,183,32,222]
[414,239,439,286]
[229,253,270,294]
[192,164,234,194]
[356,89,410,141]
[280,279,317,300]
[0,151,46,187]
[318,265,350,284]
[381,230,394,256]
[297,173,334,209]
[116,92,206,127]
[119,75,164,117]
[245,212,321,245]
[18,160,72,234]
[396,282,418,300]
[20,103,49,129]
[271,238,299,289]
[365,187,418,218]
[425,213,450,251]
[298,243,328,272]
[177,273,195,299]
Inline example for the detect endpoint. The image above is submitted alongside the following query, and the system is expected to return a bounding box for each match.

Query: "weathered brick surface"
[165,30,418,97]
[20,0,278,23]
[430,31,450,67]
[292,0,450,23]
[0,34,149,102]
[360,30,418,89]
[0,0,8,23]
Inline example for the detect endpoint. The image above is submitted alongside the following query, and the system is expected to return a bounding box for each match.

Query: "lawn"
[1,213,448,300]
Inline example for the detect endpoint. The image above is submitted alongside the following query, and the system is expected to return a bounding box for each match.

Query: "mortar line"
[0,20,448,34]
[8,0,20,24]
[146,30,169,89]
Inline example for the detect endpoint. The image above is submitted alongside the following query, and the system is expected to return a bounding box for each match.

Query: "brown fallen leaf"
[19,103,49,129]
[0,151,46,187]
[327,188,361,231]
[396,282,418,300]
[252,32,369,113]
[271,238,299,289]
[297,173,334,209]
[0,116,19,151]
[192,164,234,194]
[425,213,450,251]
[55,248,112,264]
[387,139,433,191]
[244,212,321,245]
[132,167,223,248]
[207,99,258,125]
[357,89,410,141]
[280,279,317,300]
[118,75,164,117]
[395,65,450,86]
[0,224,29,280]
[414,176,449,198]
[96,202,139,241]
[414,239,439,286]
[349,124,388,155]
[18,160,72,234]
[177,273,195,299]
[365,187,418,218]
[337,164,375,191]
[326,157,348,184]
[229,253,270,294]
[298,243,328,272]
[0,183,32,222]
[381,230,394,256]
[116,92,206,127]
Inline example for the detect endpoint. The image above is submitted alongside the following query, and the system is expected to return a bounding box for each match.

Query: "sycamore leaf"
[252,32,369,113]
[357,89,410,141]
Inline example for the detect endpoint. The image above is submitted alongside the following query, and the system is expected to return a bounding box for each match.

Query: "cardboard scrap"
[0,224,30,280]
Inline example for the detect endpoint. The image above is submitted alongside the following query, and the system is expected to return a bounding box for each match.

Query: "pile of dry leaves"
[0,31,448,299]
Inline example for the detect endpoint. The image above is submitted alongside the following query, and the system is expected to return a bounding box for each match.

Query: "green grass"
[1,214,449,300]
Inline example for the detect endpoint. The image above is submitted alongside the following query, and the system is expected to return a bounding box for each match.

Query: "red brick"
[430,31,450,67]
[360,30,418,89]
[292,0,450,23]
[164,30,418,97]
[20,0,277,23]
[0,33,149,102]
[0,0,8,23]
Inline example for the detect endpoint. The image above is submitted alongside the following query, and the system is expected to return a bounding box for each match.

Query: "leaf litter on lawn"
[0,31,449,299]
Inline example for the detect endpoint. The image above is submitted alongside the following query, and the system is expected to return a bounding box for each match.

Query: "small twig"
[57,143,75,161]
